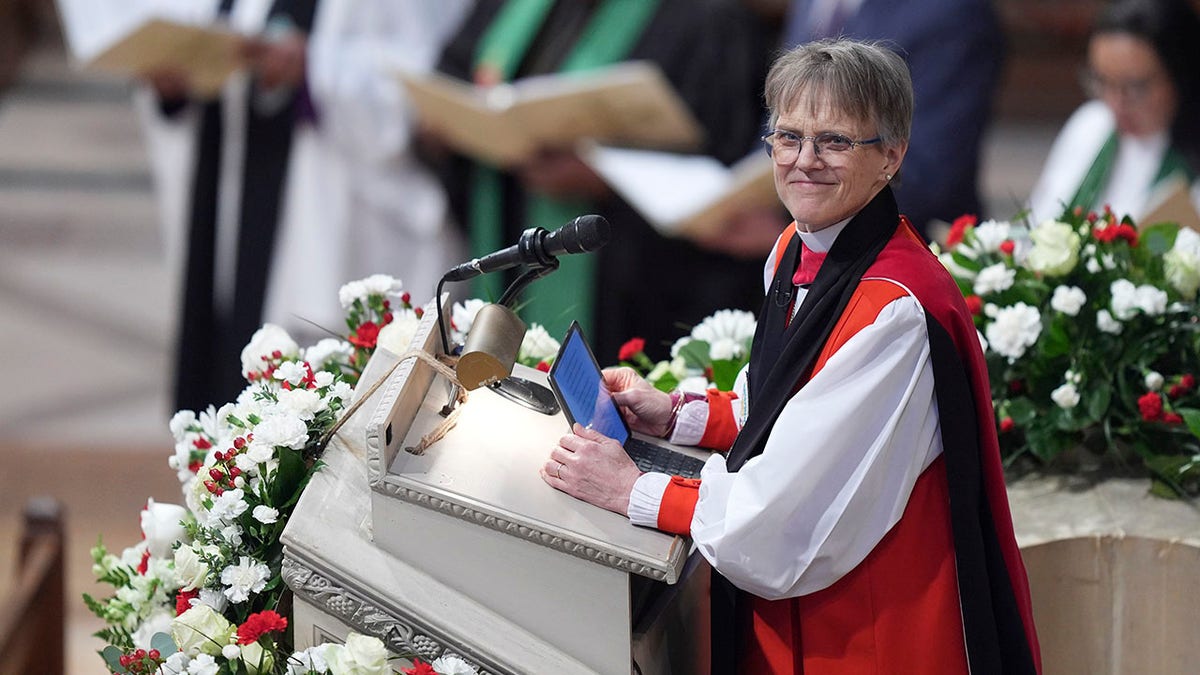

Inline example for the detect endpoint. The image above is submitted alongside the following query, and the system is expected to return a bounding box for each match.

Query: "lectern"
[281,303,710,674]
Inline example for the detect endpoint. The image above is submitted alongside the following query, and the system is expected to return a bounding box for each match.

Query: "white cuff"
[668,400,709,446]
[627,472,672,527]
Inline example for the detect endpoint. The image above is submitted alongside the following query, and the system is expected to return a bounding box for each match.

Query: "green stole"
[1068,131,1197,218]
[469,0,659,339]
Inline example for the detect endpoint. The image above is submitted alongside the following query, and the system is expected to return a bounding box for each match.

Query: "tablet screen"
[548,322,630,445]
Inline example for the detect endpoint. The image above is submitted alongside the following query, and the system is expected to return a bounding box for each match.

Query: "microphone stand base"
[489,376,560,416]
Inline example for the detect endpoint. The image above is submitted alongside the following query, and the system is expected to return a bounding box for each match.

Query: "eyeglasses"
[761,129,882,164]
[1080,69,1162,103]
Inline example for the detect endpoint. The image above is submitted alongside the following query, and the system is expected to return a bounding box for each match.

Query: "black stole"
[174,0,319,412]
[710,186,900,673]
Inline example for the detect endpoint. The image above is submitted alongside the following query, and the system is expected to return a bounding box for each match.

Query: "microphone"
[443,215,611,282]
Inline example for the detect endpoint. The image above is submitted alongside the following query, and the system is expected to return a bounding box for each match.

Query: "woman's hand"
[542,424,642,516]
[516,149,610,200]
[241,32,308,90]
[604,367,674,437]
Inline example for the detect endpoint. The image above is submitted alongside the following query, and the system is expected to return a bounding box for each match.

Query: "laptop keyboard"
[624,437,706,479]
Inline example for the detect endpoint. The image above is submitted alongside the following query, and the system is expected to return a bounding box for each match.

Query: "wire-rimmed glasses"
[761,129,882,164]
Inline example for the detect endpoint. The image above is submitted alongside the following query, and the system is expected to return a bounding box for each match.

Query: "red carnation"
[965,295,983,316]
[1182,374,1196,390]
[1164,413,1184,425]
[946,214,977,247]
[1116,224,1138,247]
[999,417,1015,433]
[237,610,289,645]
[536,360,551,373]
[1138,392,1164,421]
[349,321,381,349]
[175,589,199,616]
[1169,384,1186,399]
[618,337,646,362]
[999,240,1015,255]
[403,660,437,675]
[137,550,151,575]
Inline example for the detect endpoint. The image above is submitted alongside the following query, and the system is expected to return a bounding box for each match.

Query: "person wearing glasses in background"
[1028,0,1200,225]
[542,39,1041,674]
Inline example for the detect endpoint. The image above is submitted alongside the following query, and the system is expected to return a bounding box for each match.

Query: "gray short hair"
[764,39,913,147]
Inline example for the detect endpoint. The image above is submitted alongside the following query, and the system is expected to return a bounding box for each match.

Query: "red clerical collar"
[793,243,827,286]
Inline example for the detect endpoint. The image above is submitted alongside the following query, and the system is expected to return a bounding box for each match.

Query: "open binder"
[398,61,704,167]
[579,143,779,238]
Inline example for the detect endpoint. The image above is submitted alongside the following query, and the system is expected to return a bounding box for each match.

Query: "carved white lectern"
[281,305,710,674]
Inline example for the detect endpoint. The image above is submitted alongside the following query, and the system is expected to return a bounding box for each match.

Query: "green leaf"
[1179,408,1200,439]
[709,359,742,392]
[650,372,679,393]
[1085,386,1111,423]
[677,340,712,370]
[101,645,127,673]
[1038,320,1070,358]
[1006,397,1037,426]
[151,632,178,656]
[270,447,308,506]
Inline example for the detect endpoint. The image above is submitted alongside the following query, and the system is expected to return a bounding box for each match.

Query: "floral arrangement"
[619,309,757,393]
[939,208,1200,496]
[81,276,546,675]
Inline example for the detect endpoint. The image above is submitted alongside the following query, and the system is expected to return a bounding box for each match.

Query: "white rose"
[376,309,422,355]
[1165,229,1200,299]
[984,303,1042,362]
[1027,220,1082,276]
[174,544,212,591]
[240,324,300,379]
[1049,286,1086,316]
[240,640,275,675]
[324,633,390,675]
[1145,371,1164,391]
[1051,382,1081,409]
[172,605,235,657]
[140,499,189,558]
[972,262,1016,296]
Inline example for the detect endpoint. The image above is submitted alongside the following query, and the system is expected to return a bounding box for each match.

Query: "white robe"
[261,0,472,344]
[1028,99,1200,226]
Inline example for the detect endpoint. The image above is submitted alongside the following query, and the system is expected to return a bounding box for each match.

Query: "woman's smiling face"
[771,92,906,232]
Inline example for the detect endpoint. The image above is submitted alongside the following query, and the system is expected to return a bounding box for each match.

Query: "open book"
[399,61,704,167]
[55,0,241,98]
[578,144,778,238]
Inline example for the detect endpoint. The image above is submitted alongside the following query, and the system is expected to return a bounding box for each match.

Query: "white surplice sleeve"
[690,294,943,600]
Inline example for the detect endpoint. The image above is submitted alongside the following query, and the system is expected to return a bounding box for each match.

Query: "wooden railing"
[0,496,65,675]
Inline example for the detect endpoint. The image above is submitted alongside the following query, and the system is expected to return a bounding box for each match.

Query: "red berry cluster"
[203,434,251,497]
[1168,373,1196,400]
[246,350,287,382]
[115,648,163,674]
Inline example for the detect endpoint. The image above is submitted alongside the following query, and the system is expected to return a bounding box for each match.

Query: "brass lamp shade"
[456,304,527,390]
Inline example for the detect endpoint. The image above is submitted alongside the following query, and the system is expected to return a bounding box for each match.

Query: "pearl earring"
[885,173,893,181]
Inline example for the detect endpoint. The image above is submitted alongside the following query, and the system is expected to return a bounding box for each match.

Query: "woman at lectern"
[542,39,1042,674]
[1027,0,1200,226]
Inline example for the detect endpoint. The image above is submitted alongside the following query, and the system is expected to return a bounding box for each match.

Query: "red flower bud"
[204,480,218,493]
[1073,205,1084,217]
[618,337,646,362]
[1182,374,1196,390]
[999,417,1015,433]
[234,436,247,449]
[537,360,551,372]
[209,468,224,481]
[401,292,411,304]
[965,295,983,316]
[999,240,1015,255]
[148,649,160,660]
[1164,413,1184,424]
[272,350,282,359]
[229,466,242,478]
[134,649,145,660]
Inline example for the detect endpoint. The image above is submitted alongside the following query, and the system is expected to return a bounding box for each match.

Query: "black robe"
[434,0,773,363]
[172,0,319,412]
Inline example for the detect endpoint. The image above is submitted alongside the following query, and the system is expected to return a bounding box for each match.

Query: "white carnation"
[984,302,1042,362]
[690,309,756,347]
[1145,371,1164,391]
[431,654,480,674]
[450,299,487,343]
[170,410,198,440]
[305,338,353,370]
[1135,284,1168,316]
[710,337,741,361]
[361,273,404,297]
[972,262,1016,296]
[1050,286,1086,316]
[252,505,279,524]
[1110,279,1140,320]
[220,556,271,604]
[519,323,560,363]
[208,489,248,524]
[1096,309,1123,335]
[240,324,299,378]
[972,219,1015,253]
[277,388,327,421]
[376,309,422,355]
[337,280,367,308]
[273,361,309,386]
[252,413,309,450]
[1050,382,1081,409]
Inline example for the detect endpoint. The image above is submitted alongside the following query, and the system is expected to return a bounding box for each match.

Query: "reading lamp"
[452,303,560,415]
